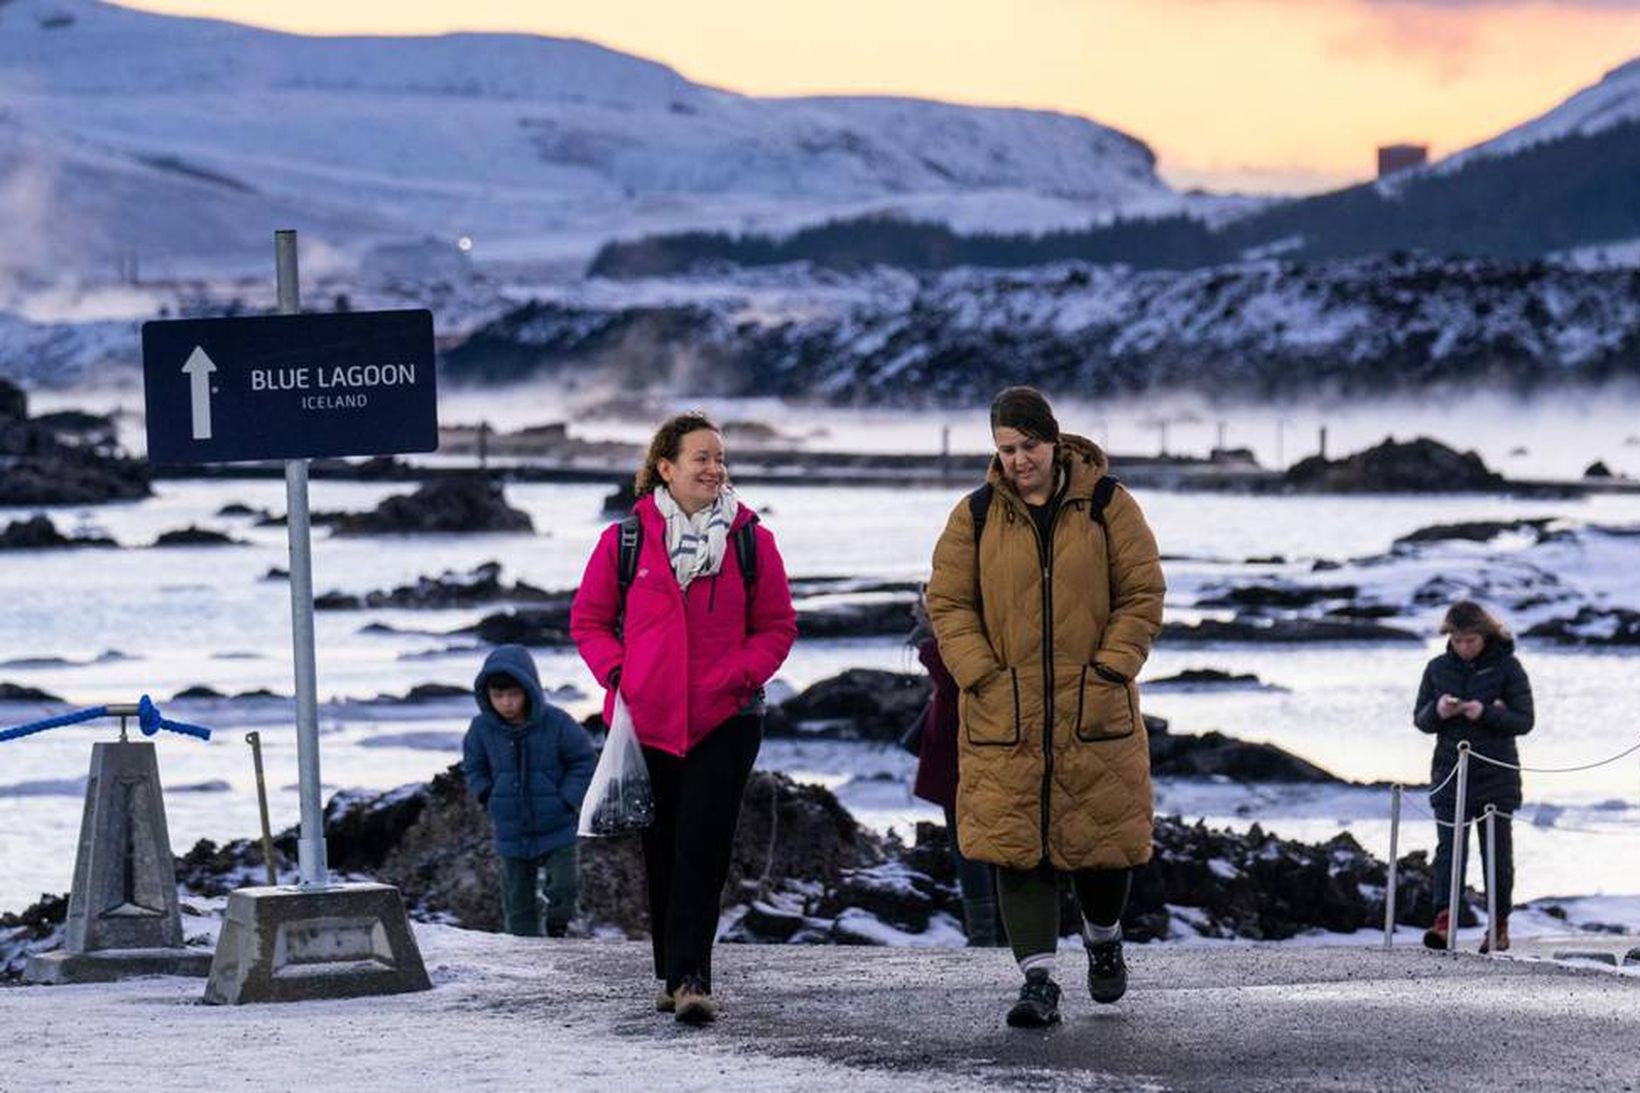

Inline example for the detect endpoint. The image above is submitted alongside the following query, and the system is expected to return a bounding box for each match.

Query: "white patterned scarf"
[653,485,740,590]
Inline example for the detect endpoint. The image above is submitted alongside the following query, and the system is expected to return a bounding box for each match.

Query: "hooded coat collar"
[473,643,548,733]
[987,433,1110,516]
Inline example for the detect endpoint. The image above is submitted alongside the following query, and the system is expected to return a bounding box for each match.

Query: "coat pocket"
[1075,666,1139,742]
[963,667,1021,747]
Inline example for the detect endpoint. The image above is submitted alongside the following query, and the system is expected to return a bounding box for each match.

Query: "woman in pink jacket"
[571,411,797,1026]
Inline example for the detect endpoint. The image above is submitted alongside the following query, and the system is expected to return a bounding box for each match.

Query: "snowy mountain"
[1437,57,1640,172]
[0,0,1175,281]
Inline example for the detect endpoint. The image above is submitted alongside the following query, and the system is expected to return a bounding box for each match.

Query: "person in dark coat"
[910,597,1002,946]
[1413,600,1534,953]
[463,644,598,938]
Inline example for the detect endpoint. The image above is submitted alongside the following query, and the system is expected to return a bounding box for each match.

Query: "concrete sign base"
[203,883,431,1004]
[24,740,208,984]
[26,947,214,984]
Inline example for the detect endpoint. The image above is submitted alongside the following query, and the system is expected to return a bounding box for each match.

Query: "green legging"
[500,844,580,937]
[997,861,1131,963]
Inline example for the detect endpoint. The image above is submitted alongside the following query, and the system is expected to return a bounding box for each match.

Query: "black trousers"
[640,714,762,992]
[1431,808,1514,917]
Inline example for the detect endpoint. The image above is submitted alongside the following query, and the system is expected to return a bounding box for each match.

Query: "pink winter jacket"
[570,495,798,757]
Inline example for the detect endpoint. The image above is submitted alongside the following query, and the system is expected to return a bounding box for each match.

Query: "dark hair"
[1440,600,1512,643]
[635,411,720,498]
[989,386,1060,444]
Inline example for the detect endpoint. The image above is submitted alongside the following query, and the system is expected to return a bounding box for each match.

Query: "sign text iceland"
[142,310,438,464]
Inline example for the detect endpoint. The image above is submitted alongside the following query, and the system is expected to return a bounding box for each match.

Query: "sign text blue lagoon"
[250,363,420,391]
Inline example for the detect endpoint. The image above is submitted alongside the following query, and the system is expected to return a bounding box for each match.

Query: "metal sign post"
[275,231,327,887]
[144,230,436,1003]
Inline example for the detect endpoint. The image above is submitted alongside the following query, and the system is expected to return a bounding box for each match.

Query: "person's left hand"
[1461,700,1485,721]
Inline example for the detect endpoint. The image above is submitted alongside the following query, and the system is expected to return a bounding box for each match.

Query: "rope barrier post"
[1384,783,1403,949]
[1446,742,1471,953]
[247,732,278,887]
[1484,804,1499,957]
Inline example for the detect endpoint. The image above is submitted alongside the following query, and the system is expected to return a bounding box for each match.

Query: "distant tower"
[1377,144,1428,179]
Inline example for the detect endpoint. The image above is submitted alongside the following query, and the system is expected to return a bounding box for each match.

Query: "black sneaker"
[1006,968,1062,1028]
[1086,939,1127,1004]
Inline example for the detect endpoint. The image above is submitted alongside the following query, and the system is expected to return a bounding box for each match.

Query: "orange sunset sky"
[120,0,1640,194]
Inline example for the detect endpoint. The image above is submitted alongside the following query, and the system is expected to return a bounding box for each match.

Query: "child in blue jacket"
[462,644,597,937]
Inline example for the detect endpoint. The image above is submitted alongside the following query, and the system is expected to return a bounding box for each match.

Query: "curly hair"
[1440,600,1513,643]
[634,411,721,498]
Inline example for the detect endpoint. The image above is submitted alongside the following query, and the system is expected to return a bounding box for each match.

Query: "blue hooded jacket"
[462,644,597,859]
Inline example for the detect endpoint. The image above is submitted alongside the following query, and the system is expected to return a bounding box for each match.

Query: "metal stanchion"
[246,731,278,887]
[1484,804,1499,957]
[1384,784,1403,949]
[1446,742,1471,953]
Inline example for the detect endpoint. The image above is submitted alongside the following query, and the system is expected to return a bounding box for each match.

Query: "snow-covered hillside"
[0,0,1175,281]
[439,255,1640,402]
[1438,58,1640,173]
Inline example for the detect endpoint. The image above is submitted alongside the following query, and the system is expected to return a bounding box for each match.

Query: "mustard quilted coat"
[927,434,1165,870]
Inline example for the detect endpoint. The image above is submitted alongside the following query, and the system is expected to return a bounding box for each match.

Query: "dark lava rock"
[602,478,637,515]
[1196,583,1358,610]
[1,893,69,981]
[1144,669,1278,691]
[1524,607,1640,646]
[394,683,470,703]
[1161,618,1421,643]
[330,475,534,535]
[1586,460,1614,479]
[459,604,574,646]
[0,515,115,550]
[0,379,151,505]
[316,562,556,612]
[153,526,244,547]
[1325,603,1402,620]
[0,682,65,702]
[776,669,931,743]
[295,764,881,937]
[1394,518,1554,546]
[216,502,269,518]
[797,597,917,639]
[1285,437,1505,494]
[1150,728,1342,783]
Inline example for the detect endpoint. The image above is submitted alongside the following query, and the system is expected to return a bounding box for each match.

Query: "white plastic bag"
[577,694,655,836]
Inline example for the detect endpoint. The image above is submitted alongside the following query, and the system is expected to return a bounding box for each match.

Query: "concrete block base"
[204,883,431,1005]
[25,947,214,984]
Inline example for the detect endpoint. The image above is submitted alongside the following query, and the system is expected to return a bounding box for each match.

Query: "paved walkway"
[4,934,1637,1091]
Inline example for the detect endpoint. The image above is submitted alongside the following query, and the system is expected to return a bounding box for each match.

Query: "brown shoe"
[1423,909,1451,951]
[674,976,717,1025]
[1479,918,1510,954]
[655,982,675,1013]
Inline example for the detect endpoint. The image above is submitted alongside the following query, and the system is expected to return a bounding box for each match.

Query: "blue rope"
[0,705,110,743]
[137,695,212,741]
[0,696,212,743]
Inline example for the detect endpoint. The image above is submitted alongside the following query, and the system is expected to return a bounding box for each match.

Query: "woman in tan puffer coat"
[927,386,1164,1028]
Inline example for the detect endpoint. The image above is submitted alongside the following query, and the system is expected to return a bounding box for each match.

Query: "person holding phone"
[1414,600,1535,952]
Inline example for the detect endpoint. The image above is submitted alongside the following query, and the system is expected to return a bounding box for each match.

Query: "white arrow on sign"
[181,346,217,440]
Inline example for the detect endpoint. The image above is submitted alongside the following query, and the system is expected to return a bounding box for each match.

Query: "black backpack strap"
[965,484,993,622]
[616,514,643,594]
[733,514,760,594]
[1089,475,1119,527]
